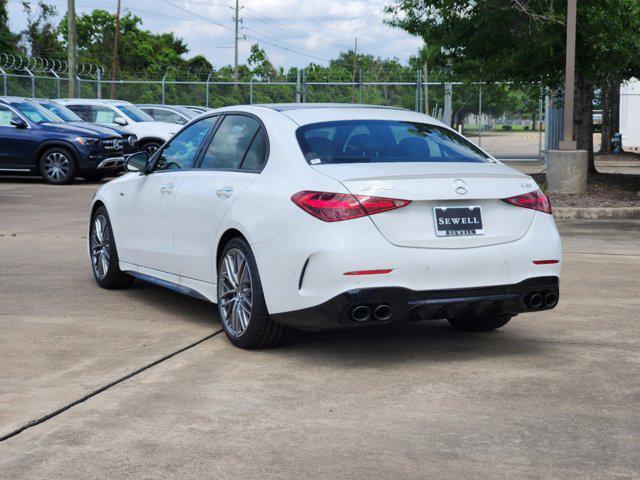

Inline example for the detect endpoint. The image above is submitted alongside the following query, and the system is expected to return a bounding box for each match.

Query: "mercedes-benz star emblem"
[454,179,467,195]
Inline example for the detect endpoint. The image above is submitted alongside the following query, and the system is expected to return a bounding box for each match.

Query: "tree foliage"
[0,0,18,53]
[386,0,640,168]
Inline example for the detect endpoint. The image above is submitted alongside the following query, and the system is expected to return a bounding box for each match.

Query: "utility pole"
[560,0,577,150]
[233,0,239,84]
[351,37,357,103]
[67,0,77,98]
[110,0,121,99]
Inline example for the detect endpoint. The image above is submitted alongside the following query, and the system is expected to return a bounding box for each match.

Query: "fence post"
[249,78,254,104]
[478,83,483,148]
[161,74,166,104]
[295,69,301,103]
[0,67,6,96]
[358,69,363,104]
[96,69,102,99]
[302,69,306,103]
[205,72,211,107]
[538,90,544,160]
[24,68,35,98]
[415,70,421,112]
[49,69,61,98]
[77,76,81,98]
[443,82,453,126]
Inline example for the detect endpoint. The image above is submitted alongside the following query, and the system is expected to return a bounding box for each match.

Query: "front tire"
[90,206,134,289]
[39,147,77,184]
[217,237,291,348]
[447,315,513,332]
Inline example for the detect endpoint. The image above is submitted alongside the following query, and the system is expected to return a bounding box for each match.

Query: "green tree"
[0,0,18,53]
[386,0,640,172]
[20,1,64,58]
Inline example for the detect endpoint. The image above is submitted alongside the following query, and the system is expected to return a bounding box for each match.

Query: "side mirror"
[10,117,27,128]
[126,152,149,173]
[114,116,128,126]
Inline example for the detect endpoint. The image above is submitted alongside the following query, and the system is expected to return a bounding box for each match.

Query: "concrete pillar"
[546,150,588,194]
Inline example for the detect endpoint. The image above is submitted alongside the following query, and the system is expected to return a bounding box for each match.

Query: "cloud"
[7,0,422,68]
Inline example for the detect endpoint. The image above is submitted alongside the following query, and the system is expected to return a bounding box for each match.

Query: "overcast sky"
[6,0,423,68]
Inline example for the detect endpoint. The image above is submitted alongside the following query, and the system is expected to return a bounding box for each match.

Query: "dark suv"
[0,97,125,184]
[35,99,139,158]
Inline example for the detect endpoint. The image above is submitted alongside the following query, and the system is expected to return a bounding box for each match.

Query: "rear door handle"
[160,183,175,193]
[216,186,233,198]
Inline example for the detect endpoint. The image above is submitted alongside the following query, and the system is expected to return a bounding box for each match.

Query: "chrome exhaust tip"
[351,305,371,322]
[544,292,558,308]
[373,304,393,321]
[526,292,544,309]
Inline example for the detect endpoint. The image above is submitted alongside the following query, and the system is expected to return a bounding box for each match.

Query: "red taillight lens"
[503,189,552,214]
[291,191,411,222]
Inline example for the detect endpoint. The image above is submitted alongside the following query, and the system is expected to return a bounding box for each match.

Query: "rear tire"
[90,206,134,289]
[217,237,292,348]
[142,140,162,156]
[447,315,512,332]
[39,147,77,184]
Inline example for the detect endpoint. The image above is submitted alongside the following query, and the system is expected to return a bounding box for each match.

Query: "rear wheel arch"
[216,228,248,270]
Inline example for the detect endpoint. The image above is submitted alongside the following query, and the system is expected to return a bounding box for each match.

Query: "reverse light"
[503,189,552,214]
[291,191,411,222]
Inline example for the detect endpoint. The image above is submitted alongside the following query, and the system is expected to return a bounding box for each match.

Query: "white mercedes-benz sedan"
[88,104,561,348]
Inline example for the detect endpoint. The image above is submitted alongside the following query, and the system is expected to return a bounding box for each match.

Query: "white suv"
[57,99,180,155]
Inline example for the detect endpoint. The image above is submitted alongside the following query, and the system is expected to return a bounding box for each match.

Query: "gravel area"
[532,172,640,208]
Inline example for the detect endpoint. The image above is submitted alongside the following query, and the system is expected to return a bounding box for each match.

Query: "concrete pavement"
[1,179,639,479]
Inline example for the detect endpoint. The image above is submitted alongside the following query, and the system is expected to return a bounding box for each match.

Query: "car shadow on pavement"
[274,321,548,367]
[122,280,219,328]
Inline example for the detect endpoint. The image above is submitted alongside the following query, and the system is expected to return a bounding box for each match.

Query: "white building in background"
[620,78,640,151]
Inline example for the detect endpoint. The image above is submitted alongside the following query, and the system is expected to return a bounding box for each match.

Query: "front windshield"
[116,104,154,122]
[296,120,491,164]
[13,101,62,124]
[39,102,83,122]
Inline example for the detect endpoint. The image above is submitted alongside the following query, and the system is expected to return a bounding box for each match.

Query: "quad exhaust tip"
[374,304,393,321]
[526,292,544,309]
[351,305,371,322]
[544,292,558,308]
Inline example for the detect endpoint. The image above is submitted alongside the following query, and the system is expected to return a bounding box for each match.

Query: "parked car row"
[0,96,211,184]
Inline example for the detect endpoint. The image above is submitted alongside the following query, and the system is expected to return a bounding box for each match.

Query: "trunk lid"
[313,162,538,248]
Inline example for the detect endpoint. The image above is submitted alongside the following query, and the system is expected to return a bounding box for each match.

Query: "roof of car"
[253,103,407,112]
[56,98,133,106]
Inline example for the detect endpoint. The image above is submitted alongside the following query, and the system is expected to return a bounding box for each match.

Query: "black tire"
[217,237,292,349]
[89,206,134,289]
[447,315,513,332]
[39,147,77,185]
[142,140,162,156]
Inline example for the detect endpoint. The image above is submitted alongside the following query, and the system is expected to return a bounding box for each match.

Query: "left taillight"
[291,191,411,222]
[503,189,552,214]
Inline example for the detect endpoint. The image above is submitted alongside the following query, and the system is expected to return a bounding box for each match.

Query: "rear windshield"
[116,104,154,122]
[296,120,491,165]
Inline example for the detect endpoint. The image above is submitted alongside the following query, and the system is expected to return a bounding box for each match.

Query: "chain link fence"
[0,69,545,160]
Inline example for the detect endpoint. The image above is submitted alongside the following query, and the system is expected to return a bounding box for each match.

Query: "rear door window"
[199,115,261,170]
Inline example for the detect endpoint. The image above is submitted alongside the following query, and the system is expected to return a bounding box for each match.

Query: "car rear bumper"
[271,276,559,330]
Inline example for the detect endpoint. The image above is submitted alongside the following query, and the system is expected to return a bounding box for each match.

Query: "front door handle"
[216,186,233,198]
[160,183,175,194]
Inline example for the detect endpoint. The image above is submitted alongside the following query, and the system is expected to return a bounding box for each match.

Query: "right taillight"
[291,191,411,222]
[503,189,552,214]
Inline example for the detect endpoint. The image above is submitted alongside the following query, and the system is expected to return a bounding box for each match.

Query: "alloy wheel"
[218,248,253,337]
[90,214,111,280]
[43,152,71,181]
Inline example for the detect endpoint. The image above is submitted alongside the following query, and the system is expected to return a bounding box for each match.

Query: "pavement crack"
[0,329,224,443]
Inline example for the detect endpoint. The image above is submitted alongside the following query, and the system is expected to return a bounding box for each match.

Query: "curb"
[554,207,640,220]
